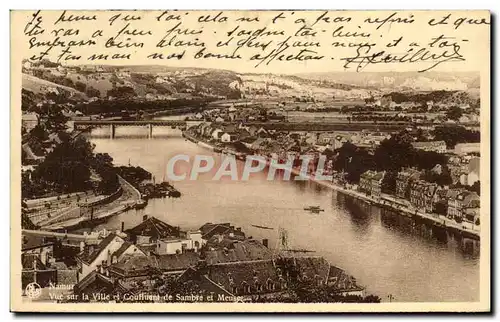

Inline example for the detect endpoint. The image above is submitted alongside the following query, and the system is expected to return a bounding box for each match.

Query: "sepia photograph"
[10,9,490,313]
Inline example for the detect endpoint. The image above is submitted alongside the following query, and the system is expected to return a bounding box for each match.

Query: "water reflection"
[380,208,480,259]
[336,193,372,234]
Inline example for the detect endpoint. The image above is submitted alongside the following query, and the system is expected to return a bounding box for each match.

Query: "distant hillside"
[297,72,480,92]
[23,63,481,107]
[22,73,87,99]
[233,73,375,101]
[27,66,243,100]
[382,90,480,107]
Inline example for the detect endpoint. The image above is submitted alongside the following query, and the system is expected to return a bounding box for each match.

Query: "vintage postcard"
[10,10,490,312]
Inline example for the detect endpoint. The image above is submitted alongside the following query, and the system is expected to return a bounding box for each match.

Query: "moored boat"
[135,199,148,209]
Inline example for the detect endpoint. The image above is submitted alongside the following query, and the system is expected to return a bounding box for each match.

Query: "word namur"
[164,154,333,181]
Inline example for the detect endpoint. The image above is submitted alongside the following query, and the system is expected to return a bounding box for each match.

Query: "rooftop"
[126,216,183,240]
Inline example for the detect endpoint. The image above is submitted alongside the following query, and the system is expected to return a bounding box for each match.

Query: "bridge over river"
[73,120,202,138]
[73,119,426,138]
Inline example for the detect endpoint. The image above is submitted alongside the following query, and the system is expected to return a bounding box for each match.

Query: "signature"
[340,44,465,72]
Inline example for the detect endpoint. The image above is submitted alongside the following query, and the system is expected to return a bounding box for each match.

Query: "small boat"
[286,249,316,253]
[135,199,148,210]
[252,224,274,230]
[304,206,324,213]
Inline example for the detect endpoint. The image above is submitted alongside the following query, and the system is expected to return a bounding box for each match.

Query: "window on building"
[267,280,274,291]
[241,282,250,294]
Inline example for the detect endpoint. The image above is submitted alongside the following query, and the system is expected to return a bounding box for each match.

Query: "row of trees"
[76,97,212,115]
[432,125,480,149]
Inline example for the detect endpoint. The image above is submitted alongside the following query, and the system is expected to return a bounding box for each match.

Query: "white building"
[221,132,238,143]
[77,233,145,280]
[156,231,203,255]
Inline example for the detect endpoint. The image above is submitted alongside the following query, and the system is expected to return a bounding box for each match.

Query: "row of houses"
[357,167,480,224]
[395,168,480,223]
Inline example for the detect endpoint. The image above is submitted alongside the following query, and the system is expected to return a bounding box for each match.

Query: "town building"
[126,216,204,255]
[199,222,246,241]
[317,132,336,146]
[22,112,40,132]
[432,186,450,212]
[108,251,200,279]
[467,157,480,186]
[221,132,239,143]
[454,143,480,155]
[73,270,129,301]
[22,234,55,267]
[204,239,273,265]
[180,256,365,301]
[396,168,421,199]
[76,233,146,280]
[409,180,438,213]
[359,170,385,198]
[411,141,447,153]
[447,190,480,220]
[211,128,223,140]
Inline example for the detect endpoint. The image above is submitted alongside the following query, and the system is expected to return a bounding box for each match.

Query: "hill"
[22,73,87,100]
[297,72,480,92]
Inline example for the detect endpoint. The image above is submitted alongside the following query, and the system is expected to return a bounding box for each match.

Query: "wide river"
[86,124,480,303]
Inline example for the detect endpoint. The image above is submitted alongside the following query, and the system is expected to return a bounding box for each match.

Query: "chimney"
[236,227,241,232]
[143,215,148,221]
[262,239,269,248]
[121,222,125,232]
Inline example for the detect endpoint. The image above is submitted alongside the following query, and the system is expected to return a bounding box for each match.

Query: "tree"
[107,86,136,99]
[374,134,416,172]
[446,106,463,121]
[420,165,452,186]
[381,170,397,194]
[334,142,375,183]
[434,200,448,216]
[38,105,69,132]
[414,150,447,171]
[468,181,480,195]
[30,124,49,141]
[432,125,480,149]
[85,86,101,98]
[75,81,87,92]
[32,136,94,192]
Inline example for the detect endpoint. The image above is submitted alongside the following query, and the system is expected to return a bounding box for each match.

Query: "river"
[85,125,480,303]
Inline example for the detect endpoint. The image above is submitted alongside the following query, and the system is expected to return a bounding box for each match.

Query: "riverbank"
[116,165,181,199]
[42,175,140,231]
[184,132,480,240]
